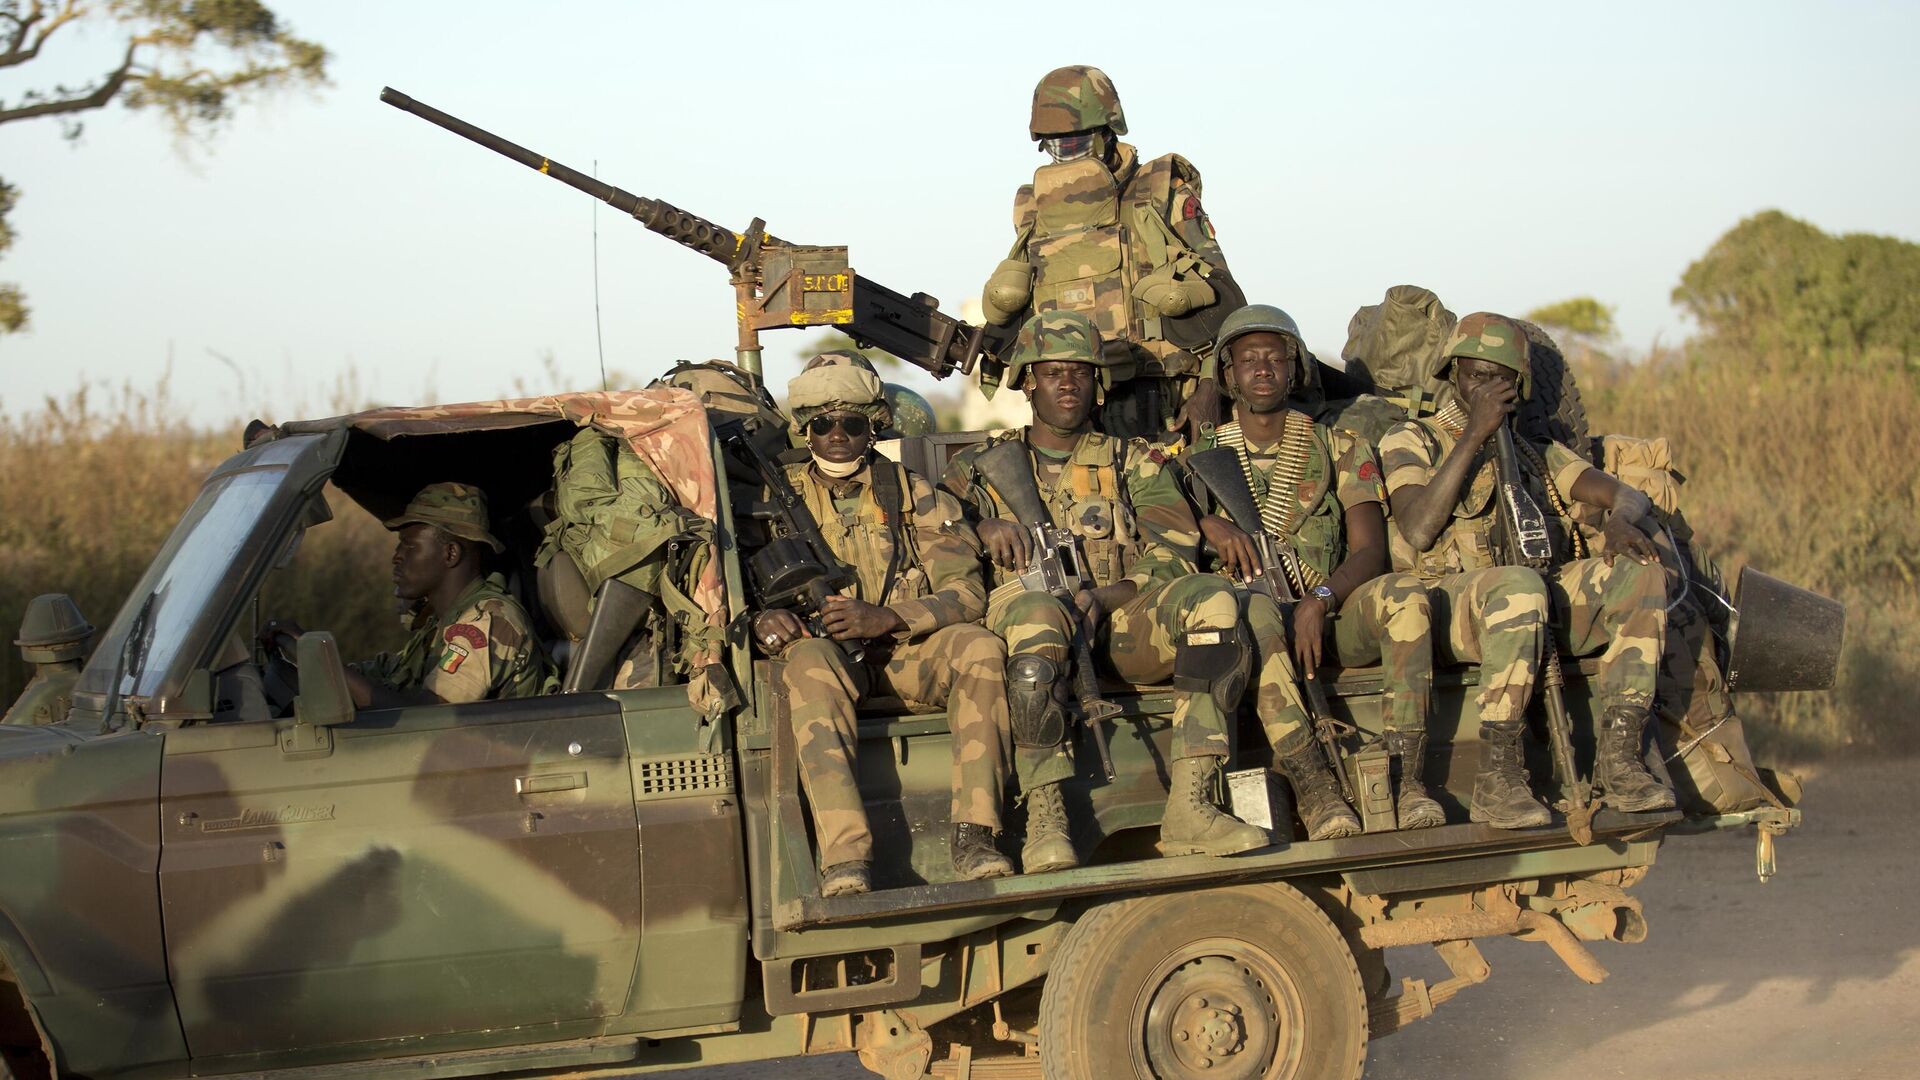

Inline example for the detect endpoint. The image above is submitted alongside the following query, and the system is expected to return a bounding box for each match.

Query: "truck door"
[157,693,640,1062]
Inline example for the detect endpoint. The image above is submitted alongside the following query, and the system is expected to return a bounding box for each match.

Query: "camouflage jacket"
[1010,142,1228,376]
[1377,416,1592,578]
[941,429,1198,596]
[1181,411,1387,585]
[353,573,551,703]
[744,456,988,642]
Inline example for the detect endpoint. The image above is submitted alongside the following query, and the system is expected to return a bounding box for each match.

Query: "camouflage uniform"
[749,356,1011,880]
[1379,313,1672,823]
[354,573,550,704]
[356,484,552,704]
[3,594,90,726]
[979,65,1235,437]
[1185,419,1433,748]
[942,312,1267,858]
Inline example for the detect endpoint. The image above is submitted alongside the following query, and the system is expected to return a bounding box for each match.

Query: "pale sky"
[2,0,1916,421]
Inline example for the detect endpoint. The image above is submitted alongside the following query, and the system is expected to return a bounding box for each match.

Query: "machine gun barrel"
[1492,424,1593,843]
[381,87,748,269]
[1185,447,1353,802]
[973,441,1120,782]
[380,87,1012,381]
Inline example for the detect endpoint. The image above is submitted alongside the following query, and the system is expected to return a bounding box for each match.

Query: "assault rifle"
[715,421,861,661]
[1185,447,1357,805]
[1492,424,1595,845]
[972,440,1120,782]
[380,88,1013,383]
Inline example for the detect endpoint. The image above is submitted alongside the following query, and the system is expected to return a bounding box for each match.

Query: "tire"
[1512,319,1591,459]
[1038,883,1367,1080]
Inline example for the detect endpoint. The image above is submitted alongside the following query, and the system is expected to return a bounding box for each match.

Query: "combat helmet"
[1002,311,1119,400]
[1438,312,1531,400]
[15,593,93,664]
[1029,65,1127,139]
[787,350,894,433]
[1216,303,1315,398]
[652,358,789,456]
[881,383,936,438]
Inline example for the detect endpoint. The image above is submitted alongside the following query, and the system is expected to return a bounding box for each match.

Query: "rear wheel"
[1513,319,1591,459]
[1038,883,1366,1080]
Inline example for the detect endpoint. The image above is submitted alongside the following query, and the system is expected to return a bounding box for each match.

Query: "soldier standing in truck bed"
[746,353,1017,898]
[978,65,1240,443]
[1379,313,1677,826]
[942,311,1270,865]
[1181,304,1440,838]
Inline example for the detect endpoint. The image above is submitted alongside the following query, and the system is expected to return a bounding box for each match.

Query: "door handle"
[515,772,586,796]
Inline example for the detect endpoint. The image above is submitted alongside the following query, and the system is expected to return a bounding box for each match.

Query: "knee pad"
[1007,654,1068,749]
[1172,626,1250,714]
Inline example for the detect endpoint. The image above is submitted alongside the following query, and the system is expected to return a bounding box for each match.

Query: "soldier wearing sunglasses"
[745,353,1018,897]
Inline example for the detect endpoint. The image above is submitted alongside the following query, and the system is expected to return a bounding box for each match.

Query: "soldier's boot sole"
[1156,757,1273,857]
[1596,776,1679,813]
[820,860,872,897]
[957,852,1016,880]
[1469,780,1553,830]
[1396,784,1447,830]
[1021,832,1080,874]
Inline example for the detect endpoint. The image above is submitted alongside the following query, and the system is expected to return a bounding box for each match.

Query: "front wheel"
[1038,883,1367,1080]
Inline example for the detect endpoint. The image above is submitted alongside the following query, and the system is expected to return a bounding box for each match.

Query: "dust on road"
[651,758,1915,1079]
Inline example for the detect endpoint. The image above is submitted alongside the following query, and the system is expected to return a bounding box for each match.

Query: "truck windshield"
[77,441,311,701]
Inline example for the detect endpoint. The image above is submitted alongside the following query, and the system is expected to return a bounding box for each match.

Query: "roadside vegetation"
[2,210,1911,757]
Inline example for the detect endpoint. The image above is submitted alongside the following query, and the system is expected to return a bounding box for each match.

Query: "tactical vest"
[1210,417,1343,585]
[788,459,923,607]
[1020,145,1208,378]
[975,431,1140,594]
[1396,419,1574,576]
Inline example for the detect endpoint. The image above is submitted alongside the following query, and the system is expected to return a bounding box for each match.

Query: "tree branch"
[0,38,131,125]
[0,1,83,70]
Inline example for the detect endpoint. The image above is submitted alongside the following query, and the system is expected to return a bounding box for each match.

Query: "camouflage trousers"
[1655,592,1774,812]
[986,574,1244,788]
[1426,557,1666,725]
[778,623,1011,869]
[1240,572,1433,745]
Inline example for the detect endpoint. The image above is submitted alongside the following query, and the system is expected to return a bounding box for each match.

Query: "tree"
[1525,296,1616,339]
[1672,209,1920,365]
[0,0,328,335]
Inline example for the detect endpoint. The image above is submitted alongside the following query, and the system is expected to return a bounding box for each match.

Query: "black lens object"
[809,414,870,438]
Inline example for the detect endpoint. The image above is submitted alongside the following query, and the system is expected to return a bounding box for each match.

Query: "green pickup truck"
[0,394,1824,1080]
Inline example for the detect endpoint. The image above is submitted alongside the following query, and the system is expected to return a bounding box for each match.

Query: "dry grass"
[1575,344,1919,757]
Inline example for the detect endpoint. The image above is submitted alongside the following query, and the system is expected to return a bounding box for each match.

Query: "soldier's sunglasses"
[808,414,871,438]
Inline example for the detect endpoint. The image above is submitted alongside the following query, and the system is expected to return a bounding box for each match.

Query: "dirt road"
[655,758,1914,1079]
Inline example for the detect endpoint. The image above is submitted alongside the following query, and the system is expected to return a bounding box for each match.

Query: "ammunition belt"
[1215,414,1322,592]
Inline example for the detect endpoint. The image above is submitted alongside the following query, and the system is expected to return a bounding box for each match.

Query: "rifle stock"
[973,441,1120,782]
[1186,447,1354,803]
[381,87,1012,381]
[1492,424,1593,843]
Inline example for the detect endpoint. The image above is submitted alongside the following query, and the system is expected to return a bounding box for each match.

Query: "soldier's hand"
[1179,377,1224,439]
[1199,516,1263,584]
[1071,588,1106,640]
[753,610,806,654]
[819,595,906,641]
[977,518,1032,570]
[1463,378,1519,443]
[1603,514,1659,565]
[1291,597,1328,677]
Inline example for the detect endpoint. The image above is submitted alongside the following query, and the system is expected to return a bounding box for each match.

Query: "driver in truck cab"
[264,482,553,708]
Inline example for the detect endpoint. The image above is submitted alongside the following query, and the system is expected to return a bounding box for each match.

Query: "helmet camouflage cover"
[881,383,936,438]
[1003,310,1117,396]
[1440,311,1531,400]
[787,349,894,432]
[1029,65,1128,140]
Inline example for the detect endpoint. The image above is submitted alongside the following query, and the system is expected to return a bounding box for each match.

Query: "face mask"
[1042,129,1108,164]
[812,453,864,479]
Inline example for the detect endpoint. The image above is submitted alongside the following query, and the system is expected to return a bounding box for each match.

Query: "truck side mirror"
[293,632,355,729]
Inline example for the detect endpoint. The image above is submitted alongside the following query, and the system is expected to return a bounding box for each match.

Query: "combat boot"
[1273,733,1363,841]
[820,860,871,897]
[951,823,1014,881]
[1470,721,1552,829]
[1020,782,1079,873]
[1157,755,1272,857]
[1595,706,1678,812]
[1387,730,1446,829]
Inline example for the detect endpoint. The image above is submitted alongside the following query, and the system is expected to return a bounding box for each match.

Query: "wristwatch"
[1309,583,1338,610]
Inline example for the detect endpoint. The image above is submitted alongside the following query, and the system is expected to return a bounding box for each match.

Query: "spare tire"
[1513,319,1591,458]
